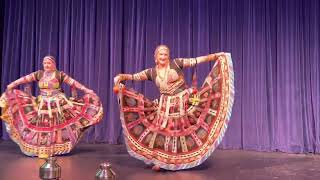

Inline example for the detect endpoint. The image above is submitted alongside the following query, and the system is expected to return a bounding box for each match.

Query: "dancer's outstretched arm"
[114,69,150,85]
[61,72,94,94]
[179,52,225,68]
[7,72,37,90]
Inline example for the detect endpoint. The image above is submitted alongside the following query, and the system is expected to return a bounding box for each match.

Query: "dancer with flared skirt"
[0,56,103,158]
[114,45,234,171]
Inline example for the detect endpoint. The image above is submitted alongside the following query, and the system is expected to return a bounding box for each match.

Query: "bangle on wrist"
[207,54,214,61]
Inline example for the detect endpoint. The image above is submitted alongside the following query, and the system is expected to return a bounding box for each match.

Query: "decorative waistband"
[40,89,62,96]
[159,82,187,95]
[160,88,191,98]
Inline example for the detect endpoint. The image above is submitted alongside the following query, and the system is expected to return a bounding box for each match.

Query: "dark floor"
[0,141,319,180]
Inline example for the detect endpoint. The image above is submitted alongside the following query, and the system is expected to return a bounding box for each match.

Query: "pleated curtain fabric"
[1,0,319,153]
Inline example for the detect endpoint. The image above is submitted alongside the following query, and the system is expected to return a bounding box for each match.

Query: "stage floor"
[0,140,319,180]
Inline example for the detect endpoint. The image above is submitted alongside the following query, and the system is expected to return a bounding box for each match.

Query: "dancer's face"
[155,49,170,67]
[43,59,56,72]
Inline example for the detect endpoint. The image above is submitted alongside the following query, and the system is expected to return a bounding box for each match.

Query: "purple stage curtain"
[0,0,3,139]
[1,0,319,153]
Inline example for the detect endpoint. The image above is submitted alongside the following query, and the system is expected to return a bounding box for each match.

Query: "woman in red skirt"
[0,56,103,158]
[114,45,234,170]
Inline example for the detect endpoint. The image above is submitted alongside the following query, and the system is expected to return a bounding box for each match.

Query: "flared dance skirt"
[0,90,103,157]
[117,53,234,170]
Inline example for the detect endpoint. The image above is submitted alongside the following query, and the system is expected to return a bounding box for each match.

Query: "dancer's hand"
[114,74,122,85]
[7,83,16,91]
[214,52,225,59]
[113,74,125,94]
[85,89,96,96]
[207,52,224,61]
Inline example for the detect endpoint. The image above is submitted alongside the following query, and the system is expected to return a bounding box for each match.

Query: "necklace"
[43,71,56,81]
[157,66,169,81]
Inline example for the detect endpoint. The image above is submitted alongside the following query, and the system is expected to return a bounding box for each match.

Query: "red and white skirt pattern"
[0,90,103,157]
[117,53,234,170]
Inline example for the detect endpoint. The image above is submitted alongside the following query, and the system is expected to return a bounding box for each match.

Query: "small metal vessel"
[39,157,61,180]
[95,162,116,180]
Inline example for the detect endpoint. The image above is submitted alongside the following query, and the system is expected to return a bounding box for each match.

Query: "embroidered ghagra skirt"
[117,53,234,170]
[0,91,103,157]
